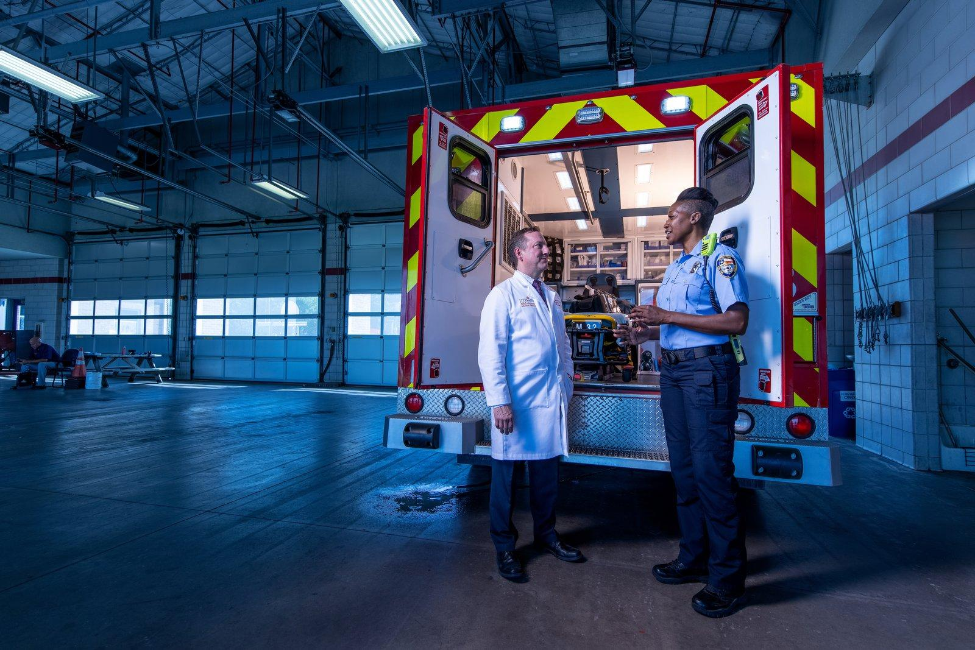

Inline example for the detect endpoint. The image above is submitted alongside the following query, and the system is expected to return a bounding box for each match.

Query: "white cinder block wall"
[0,258,68,347]
[825,252,855,365]
[823,0,975,469]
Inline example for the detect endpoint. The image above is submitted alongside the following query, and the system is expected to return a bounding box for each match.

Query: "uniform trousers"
[489,456,559,552]
[660,352,746,594]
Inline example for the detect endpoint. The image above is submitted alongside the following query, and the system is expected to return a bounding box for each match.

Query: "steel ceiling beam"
[0,0,118,30]
[25,0,339,61]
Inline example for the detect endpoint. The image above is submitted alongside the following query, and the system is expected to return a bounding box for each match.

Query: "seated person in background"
[17,336,61,390]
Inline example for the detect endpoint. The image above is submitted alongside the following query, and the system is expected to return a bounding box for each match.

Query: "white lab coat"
[478,271,574,460]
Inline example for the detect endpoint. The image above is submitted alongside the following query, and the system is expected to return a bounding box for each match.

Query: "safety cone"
[72,348,87,379]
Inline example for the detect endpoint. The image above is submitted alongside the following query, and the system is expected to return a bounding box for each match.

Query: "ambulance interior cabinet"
[565,240,631,285]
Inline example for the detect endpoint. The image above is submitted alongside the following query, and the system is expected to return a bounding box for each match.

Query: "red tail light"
[786,413,815,439]
[405,392,424,414]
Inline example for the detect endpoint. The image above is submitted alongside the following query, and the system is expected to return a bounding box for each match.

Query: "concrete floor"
[1,378,973,649]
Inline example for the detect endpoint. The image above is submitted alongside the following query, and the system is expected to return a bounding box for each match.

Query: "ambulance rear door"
[417,108,498,386]
[694,68,789,406]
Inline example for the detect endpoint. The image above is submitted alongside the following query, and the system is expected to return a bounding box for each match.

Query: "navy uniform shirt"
[655,239,748,350]
[30,343,60,363]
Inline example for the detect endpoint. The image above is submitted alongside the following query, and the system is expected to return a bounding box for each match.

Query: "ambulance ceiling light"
[638,143,654,153]
[548,153,563,161]
[91,191,150,212]
[636,164,652,184]
[0,45,102,103]
[556,171,573,190]
[566,197,581,211]
[636,216,647,227]
[575,219,588,230]
[660,95,691,115]
[337,0,426,53]
[500,115,525,132]
[251,176,309,200]
[636,192,649,207]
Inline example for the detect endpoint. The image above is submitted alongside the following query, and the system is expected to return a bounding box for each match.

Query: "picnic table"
[85,352,174,387]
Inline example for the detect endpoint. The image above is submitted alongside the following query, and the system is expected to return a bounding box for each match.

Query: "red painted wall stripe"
[826,75,975,207]
[0,276,66,285]
[324,267,346,276]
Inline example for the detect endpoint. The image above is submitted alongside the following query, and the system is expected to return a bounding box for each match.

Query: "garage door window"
[347,293,400,336]
[195,296,319,337]
[70,299,172,336]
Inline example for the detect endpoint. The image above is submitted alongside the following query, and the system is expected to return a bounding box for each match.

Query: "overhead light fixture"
[548,153,563,162]
[636,192,649,207]
[556,171,573,190]
[661,95,691,115]
[0,45,102,103]
[638,143,654,153]
[636,216,647,227]
[251,176,309,200]
[338,0,426,53]
[566,197,581,211]
[274,107,300,123]
[636,164,652,184]
[91,191,150,212]
[500,115,525,132]
[575,219,588,230]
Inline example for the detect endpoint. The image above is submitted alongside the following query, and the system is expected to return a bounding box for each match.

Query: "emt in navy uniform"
[478,227,584,583]
[616,187,749,618]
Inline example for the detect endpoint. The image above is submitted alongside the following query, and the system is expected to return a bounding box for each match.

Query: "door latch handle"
[460,239,494,276]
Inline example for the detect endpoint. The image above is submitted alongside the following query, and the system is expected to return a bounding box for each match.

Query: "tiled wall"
[825,252,855,366]
[934,209,975,447]
[823,0,975,469]
[0,258,68,347]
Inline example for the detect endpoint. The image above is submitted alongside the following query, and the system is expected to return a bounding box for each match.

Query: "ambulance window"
[448,138,491,228]
[700,109,753,212]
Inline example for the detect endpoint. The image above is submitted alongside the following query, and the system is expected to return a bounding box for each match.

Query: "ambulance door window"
[700,108,753,213]
[448,138,491,228]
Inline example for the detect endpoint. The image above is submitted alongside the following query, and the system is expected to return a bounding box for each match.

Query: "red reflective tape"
[179,272,195,280]
[324,268,346,276]
[0,276,66,285]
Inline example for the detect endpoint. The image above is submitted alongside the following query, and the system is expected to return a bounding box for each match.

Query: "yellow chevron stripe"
[470,387,482,391]
[409,188,421,228]
[471,109,520,142]
[794,393,810,407]
[406,251,419,292]
[791,150,817,207]
[666,85,727,120]
[403,317,416,356]
[521,101,589,143]
[790,74,815,128]
[411,124,424,165]
[793,317,814,362]
[592,96,665,132]
[792,229,818,288]
[748,77,763,84]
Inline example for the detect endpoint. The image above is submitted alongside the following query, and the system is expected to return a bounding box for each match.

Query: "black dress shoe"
[652,560,708,585]
[31,385,46,390]
[496,551,526,582]
[692,586,746,618]
[536,538,585,563]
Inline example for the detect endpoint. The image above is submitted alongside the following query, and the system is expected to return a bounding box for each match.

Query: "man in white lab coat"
[478,227,584,582]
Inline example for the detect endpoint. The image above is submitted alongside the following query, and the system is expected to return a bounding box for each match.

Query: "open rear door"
[695,68,789,406]
[410,108,497,387]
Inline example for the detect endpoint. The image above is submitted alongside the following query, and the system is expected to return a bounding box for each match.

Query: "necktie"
[532,279,547,306]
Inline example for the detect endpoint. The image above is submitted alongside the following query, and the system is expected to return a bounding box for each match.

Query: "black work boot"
[496,551,526,583]
[652,560,708,585]
[691,585,746,618]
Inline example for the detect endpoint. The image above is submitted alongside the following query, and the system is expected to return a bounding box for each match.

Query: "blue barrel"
[827,368,856,439]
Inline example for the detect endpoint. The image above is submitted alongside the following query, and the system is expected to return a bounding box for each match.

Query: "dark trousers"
[489,457,559,552]
[660,352,747,594]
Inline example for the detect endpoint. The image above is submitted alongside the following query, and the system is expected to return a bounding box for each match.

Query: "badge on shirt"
[689,262,702,274]
[520,296,536,308]
[717,255,738,278]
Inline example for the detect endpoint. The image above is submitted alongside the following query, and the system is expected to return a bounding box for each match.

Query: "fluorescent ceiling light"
[274,108,300,123]
[575,219,588,230]
[638,143,654,153]
[636,164,652,184]
[548,153,563,161]
[251,176,309,200]
[338,0,426,53]
[566,197,581,211]
[500,115,525,132]
[636,216,647,227]
[0,45,102,103]
[556,171,573,190]
[91,191,150,212]
[661,95,691,115]
[636,192,649,207]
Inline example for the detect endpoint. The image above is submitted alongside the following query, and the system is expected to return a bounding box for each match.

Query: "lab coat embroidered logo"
[520,296,536,308]
[717,255,738,278]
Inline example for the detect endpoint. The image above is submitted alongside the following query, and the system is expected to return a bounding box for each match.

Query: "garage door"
[193,231,322,382]
[68,239,175,366]
[345,222,402,386]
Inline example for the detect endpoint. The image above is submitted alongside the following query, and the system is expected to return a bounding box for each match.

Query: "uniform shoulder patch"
[717,254,738,278]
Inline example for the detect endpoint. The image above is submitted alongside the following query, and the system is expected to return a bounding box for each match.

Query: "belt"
[661,342,734,365]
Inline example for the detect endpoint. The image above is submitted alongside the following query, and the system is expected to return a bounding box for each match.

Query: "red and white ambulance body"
[383,63,840,487]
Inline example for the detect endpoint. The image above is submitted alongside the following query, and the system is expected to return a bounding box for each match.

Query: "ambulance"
[382,63,841,487]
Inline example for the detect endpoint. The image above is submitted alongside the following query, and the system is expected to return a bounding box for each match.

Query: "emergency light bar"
[0,45,102,103]
[660,95,691,115]
[251,176,309,201]
[91,191,150,212]
[500,115,525,132]
[338,0,426,53]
